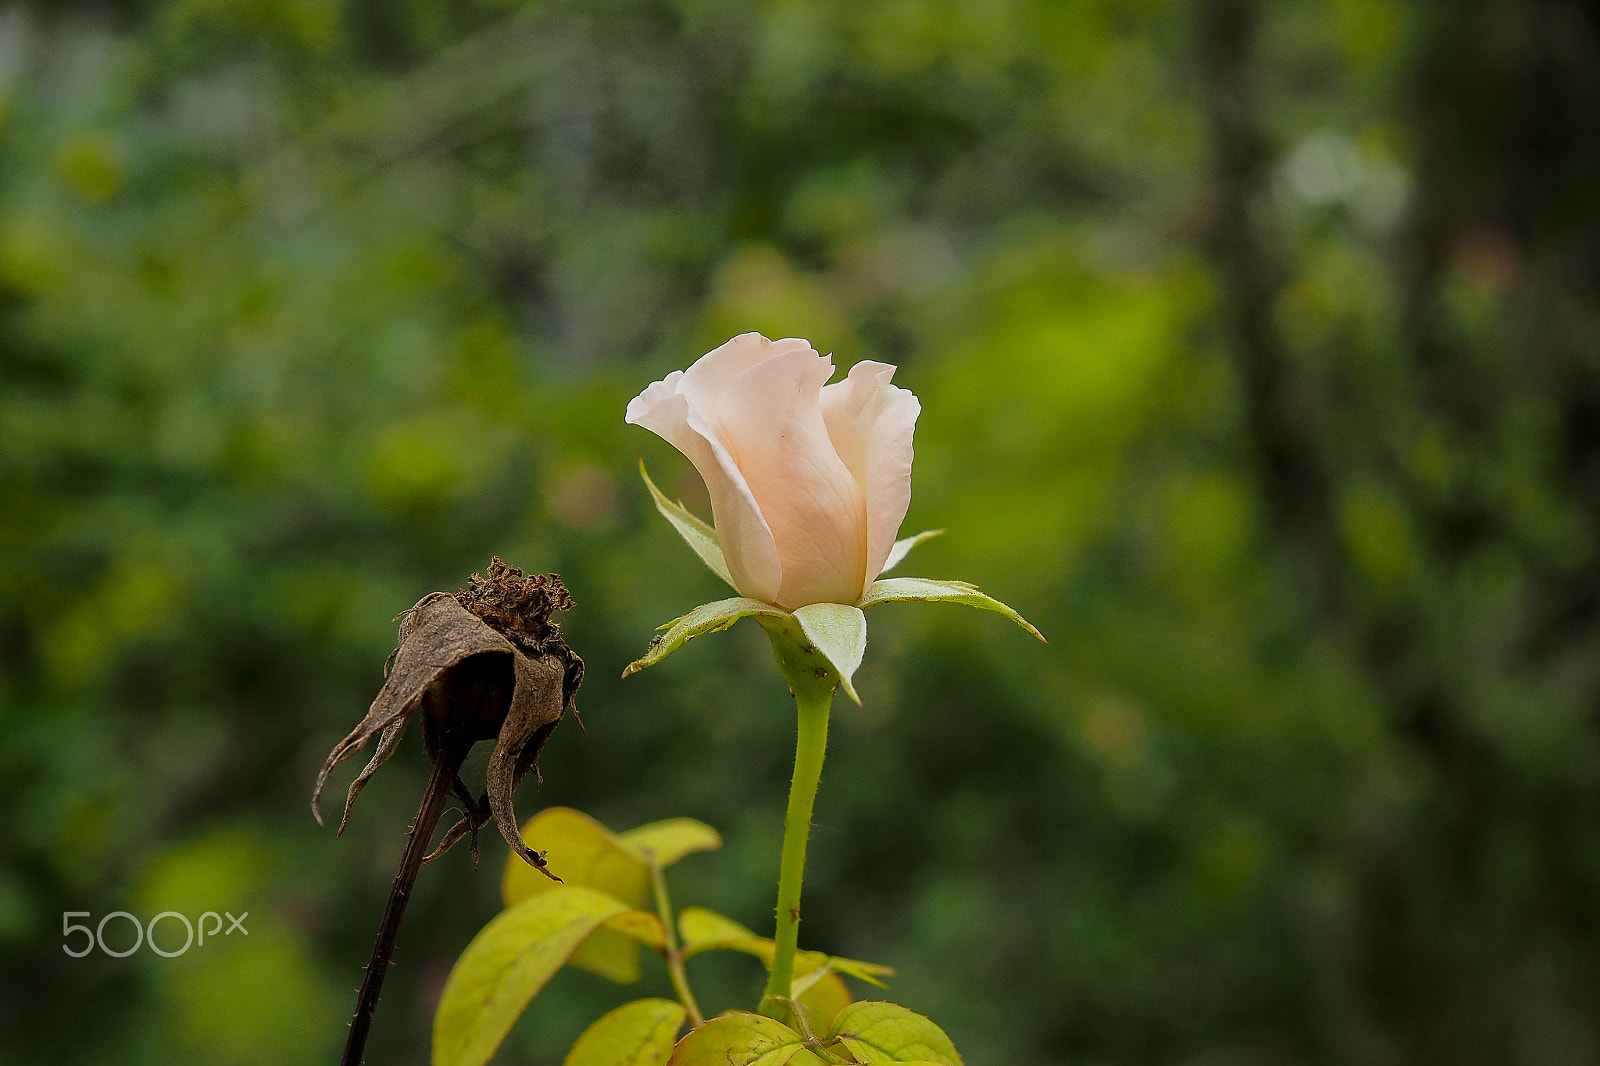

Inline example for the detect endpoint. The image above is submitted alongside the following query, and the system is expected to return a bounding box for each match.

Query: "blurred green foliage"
[1,0,1597,1063]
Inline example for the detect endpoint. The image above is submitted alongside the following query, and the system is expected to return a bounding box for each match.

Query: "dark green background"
[2,0,1598,1063]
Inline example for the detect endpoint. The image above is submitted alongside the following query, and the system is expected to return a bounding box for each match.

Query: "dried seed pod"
[312,559,583,877]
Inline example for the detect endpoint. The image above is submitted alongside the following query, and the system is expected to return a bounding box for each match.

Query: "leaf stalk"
[649,862,705,1027]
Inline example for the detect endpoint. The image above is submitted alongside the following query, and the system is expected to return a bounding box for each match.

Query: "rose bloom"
[626,333,920,610]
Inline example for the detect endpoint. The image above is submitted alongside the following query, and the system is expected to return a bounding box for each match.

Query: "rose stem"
[760,684,833,1019]
[341,738,469,1066]
[649,861,704,1027]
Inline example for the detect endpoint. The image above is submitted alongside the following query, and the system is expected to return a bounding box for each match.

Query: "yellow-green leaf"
[503,808,650,908]
[619,818,723,869]
[826,958,894,989]
[503,808,652,983]
[677,907,892,997]
[676,907,790,967]
[678,906,761,958]
[433,887,632,1066]
[571,927,648,984]
[794,970,853,1034]
[563,998,686,1066]
[665,1012,825,1066]
[604,909,668,952]
[825,1002,962,1065]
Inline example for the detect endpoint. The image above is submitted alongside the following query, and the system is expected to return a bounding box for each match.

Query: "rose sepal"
[758,602,868,705]
[861,576,1047,643]
[621,596,868,704]
[622,596,786,678]
[638,459,736,589]
[623,575,1041,698]
[880,528,944,573]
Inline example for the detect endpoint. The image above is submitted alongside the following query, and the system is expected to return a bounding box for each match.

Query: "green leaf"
[433,886,633,1066]
[678,906,771,962]
[859,577,1046,643]
[503,808,650,908]
[826,958,893,989]
[618,817,723,869]
[562,998,686,1066]
[639,459,734,588]
[499,810,711,975]
[793,970,854,1034]
[624,597,786,677]
[568,917,648,982]
[503,807,654,983]
[603,909,668,952]
[880,530,944,573]
[665,1012,825,1066]
[790,602,867,705]
[825,1003,962,1065]
[677,907,892,996]
[678,906,756,949]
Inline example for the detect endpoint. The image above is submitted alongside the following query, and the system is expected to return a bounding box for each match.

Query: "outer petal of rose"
[715,348,868,609]
[820,360,920,592]
[677,332,813,435]
[625,374,783,603]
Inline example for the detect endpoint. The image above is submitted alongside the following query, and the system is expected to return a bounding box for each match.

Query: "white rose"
[626,333,920,609]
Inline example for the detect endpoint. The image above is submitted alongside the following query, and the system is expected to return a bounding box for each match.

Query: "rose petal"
[677,333,812,428]
[626,373,783,603]
[820,360,920,589]
[715,346,868,608]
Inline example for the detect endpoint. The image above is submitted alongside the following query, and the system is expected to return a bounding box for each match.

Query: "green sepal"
[859,577,1046,643]
[880,529,944,573]
[639,459,735,588]
[433,886,633,1066]
[623,597,787,677]
[758,603,868,705]
[825,1002,963,1065]
[664,1012,828,1066]
[562,998,686,1066]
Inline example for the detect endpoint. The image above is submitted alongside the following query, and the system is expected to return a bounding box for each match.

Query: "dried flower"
[312,559,584,875]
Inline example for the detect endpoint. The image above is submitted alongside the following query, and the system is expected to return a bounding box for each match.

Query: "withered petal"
[486,649,569,881]
[312,592,524,826]
[335,715,409,836]
[422,821,470,867]
[423,792,490,867]
[421,778,487,867]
